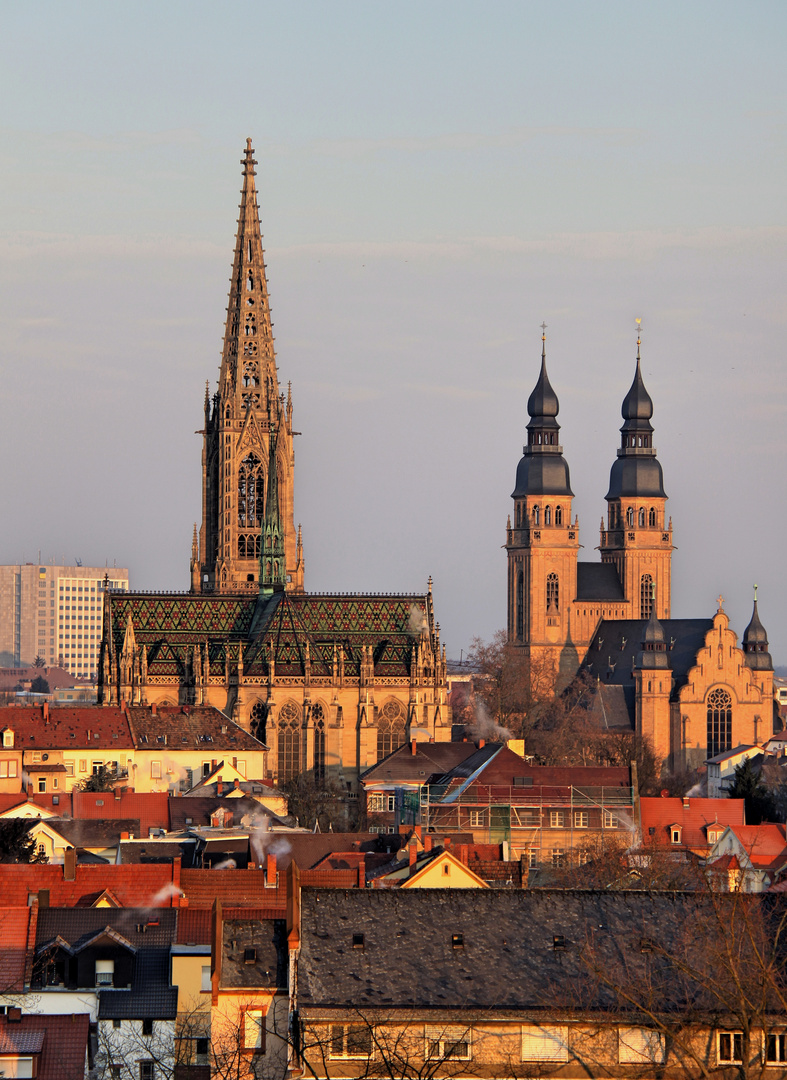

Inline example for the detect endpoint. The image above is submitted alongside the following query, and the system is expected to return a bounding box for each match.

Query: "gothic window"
[546,573,559,612]
[238,454,264,528]
[313,703,326,784]
[545,506,552,525]
[377,700,407,762]
[638,508,646,527]
[250,701,267,744]
[641,574,654,619]
[245,316,256,336]
[247,240,252,261]
[627,507,634,527]
[242,362,260,388]
[243,341,258,357]
[555,506,563,526]
[516,571,524,641]
[649,507,656,527]
[277,701,301,781]
[238,534,261,559]
[533,506,540,526]
[707,688,733,758]
[246,272,253,292]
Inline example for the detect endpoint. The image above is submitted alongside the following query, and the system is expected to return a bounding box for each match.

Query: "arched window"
[546,573,559,612]
[533,506,540,526]
[555,506,563,526]
[545,506,552,525]
[707,688,733,758]
[516,571,524,640]
[638,507,646,527]
[238,454,264,529]
[641,574,653,619]
[277,701,301,781]
[626,507,634,527]
[250,701,267,744]
[377,700,407,762]
[312,703,326,784]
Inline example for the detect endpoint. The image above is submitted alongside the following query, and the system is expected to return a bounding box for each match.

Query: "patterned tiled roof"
[108,590,428,679]
[126,705,265,752]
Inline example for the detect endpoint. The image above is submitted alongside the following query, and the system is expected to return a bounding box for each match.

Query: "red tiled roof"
[0,1013,90,1080]
[640,797,745,850]
[180,868,286,908]
[71,791,170,836]
[727,824,787,870]
[0,864,179,907]
[0,705,133,749]
[0,907,34,991]
[176,905,285,944]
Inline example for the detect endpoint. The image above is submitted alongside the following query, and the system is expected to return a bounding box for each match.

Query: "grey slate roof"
[36,908,177,951]
[221,918,287,989]
[97,949,178,1020]
[296,888,786,1015]
[361,741,482,785]
[575,563,625,601]
[49,819,140,848]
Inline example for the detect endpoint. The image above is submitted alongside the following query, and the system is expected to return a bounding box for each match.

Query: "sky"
[1,1,785,663]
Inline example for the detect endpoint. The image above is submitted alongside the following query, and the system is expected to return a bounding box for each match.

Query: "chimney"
[443,836,451,848]
[234,778,240,790]
[424,835,433,852]
[43,701,49,722]
[217,780,223,796]
[120,831,129,840]
[357,854,366,889]
[478,738,485,749]
[151,702,157,716]
[411,739,417,756]
[683,797,690,809]
[64,847,76,881]
[459,844,468,864]
[409,842,417,873]
[266,852,277,887]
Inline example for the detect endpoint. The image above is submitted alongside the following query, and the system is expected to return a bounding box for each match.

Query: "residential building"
[0,1013,90,1080]
[97,141,452,787]
[0,562,128,675]
[639,796,746,859]
[706,745,764,798]
[706,824,787,892]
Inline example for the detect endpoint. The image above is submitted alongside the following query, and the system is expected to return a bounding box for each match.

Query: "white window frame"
[469,809,484,827]
[603,810,618,829]
[521,1025,569,1062]
[201,965,211,992]
[574,811,589,828]
[244,1009,265,1051]
[766,1032,787,1064]
[718,1031,744,1064]
[425,1026,471,1061]
[329,1023,373,1059]
[151,761,162,779]
[549,810,564,828]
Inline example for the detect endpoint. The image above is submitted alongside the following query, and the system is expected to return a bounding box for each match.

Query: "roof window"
[553,935,567,950]
[244,948,257,964]
[451,934,464,950]
[352,934,365,949]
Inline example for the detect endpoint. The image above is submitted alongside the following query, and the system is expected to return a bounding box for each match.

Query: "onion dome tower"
[742,588,773,671]
[600,323,673,620]
[506,328,578,658]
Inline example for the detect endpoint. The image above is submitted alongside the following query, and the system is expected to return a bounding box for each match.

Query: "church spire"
[219,138,277,412]
[512,328,573,498]
[742,587,773,671]
[606,326,666,501]
[259,401,286,595]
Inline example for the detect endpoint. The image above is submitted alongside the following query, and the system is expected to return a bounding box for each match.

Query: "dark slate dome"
[636,606,670,670]
[621,358,654,421]
[512,454,573,498]
[527,356,559,420]
[742,598,772,671]
[607,455,666,499]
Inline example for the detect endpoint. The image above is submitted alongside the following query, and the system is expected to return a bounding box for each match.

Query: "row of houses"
[3,866,787,1079]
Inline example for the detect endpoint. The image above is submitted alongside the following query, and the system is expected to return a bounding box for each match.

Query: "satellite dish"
[42,753,49,761]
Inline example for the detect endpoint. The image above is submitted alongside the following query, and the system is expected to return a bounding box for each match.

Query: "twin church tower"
[506,328,673,682]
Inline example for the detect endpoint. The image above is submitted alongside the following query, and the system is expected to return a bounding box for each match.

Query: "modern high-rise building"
[0,564,129,677]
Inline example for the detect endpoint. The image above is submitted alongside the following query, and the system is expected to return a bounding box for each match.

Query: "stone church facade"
[98,140,451,787]
[507,331,776,769]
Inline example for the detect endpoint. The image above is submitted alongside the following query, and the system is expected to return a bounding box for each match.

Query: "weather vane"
[635,317,643,358]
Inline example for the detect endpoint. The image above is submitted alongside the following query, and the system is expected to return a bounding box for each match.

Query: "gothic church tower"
[193,139,304,594]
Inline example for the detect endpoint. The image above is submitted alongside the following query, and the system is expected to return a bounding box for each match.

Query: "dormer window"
[95,959,114,986]
[2,729,13,748]
[670,826,682,845]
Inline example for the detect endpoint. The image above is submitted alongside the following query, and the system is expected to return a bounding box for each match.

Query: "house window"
[527,849,538,868]
[142,1019,154,1036]
[139,1063,155,1080]
[236,760,246,778]
[201,965,211,992]
[469,810,484,827]
[38,778,46,793]
[244,1009,266,1052]
[92,761,103,775]
[426,1026,471,1060]
[521,1025,569,1062]
[109,1066,121,1079]
[718,1032,744,1063]
[574,811,589,828]
[2,730,13,748]
[113,1019,122,1030]
[65,761,74,776]
[549,811,564,828]
[96,960,114,986]
[671,827,682,845]
[79,760,87,773]
[551,848,565,867]
[603,810,618,829]
[151,761,162,779]
[618,1027,666,1064]
[766,1034,787,1063]
[330,1024,372,1059]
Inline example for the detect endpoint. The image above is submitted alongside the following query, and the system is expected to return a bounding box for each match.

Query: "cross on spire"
[635,317,643,360]
[717,594,725,610]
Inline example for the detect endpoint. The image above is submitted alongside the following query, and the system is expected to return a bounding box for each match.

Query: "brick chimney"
[151,702,157,716]
[42,701,49,722]
[64,847,76,881]
[411,739,417,756]
[234,778,240,790]
[217,780,223,796]
[409,842,417,874]
[121,831,129,840]
[424,834,433,852]
[266,852,277,887]
[459,844,468,864]
[683,797,690,809]
[357,854,366,889]
[478,738,485,749]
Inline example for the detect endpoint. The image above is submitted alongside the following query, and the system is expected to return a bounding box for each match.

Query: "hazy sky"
[1,2,785,662]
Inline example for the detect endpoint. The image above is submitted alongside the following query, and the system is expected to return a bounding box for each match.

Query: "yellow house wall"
[130,747,267,794]
[172,954,212,1017]
[403,855,487,888]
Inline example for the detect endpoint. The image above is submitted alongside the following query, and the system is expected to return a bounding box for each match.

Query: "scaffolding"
[419,783,636,862]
